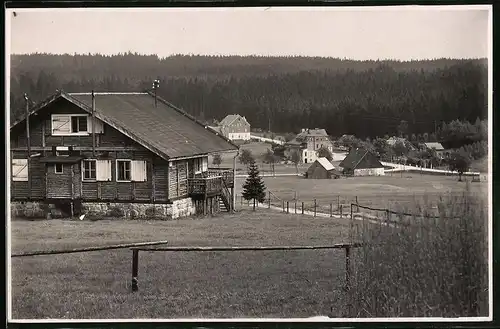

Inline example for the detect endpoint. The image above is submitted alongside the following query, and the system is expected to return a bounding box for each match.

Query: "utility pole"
[25,93,31,199]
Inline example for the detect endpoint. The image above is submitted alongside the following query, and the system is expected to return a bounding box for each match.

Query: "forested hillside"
[10,53,488,138]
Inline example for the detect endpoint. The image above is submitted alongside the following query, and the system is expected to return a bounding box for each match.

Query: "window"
[12,159,28,181]
[55,163,64,174]
[82,160,96,181]
[52,114,90,136]
[71,116,88,133]
[117,160,131,181]
[116,160,147,182]
[194,158,202,173]
[56,150,70,157]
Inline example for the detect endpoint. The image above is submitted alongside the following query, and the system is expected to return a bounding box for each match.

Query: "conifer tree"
[242,158,266,211]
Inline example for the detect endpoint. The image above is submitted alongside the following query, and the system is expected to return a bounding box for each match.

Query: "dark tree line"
[10,54,487,140]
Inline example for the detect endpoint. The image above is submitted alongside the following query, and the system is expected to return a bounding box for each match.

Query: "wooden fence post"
[268,191,271,209]
[314,199,317,217]
[330,203,333,217]
[282,200,285,212]
[301,202,304,215]
[131,249,139,292]
[350,204,354,243]
[294,201,297,214]
[345,246,351,292]
[286,201,289,213]
[355,196,359,212]
[340,206,343,217]
[240,195,243,206]
[337,196,340,213]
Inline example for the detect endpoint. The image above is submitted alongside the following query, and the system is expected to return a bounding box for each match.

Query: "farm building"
[339,148,385,176]
[209,114,251,141]
[305,157,341,179]
[284,128,334,164]
[10,91,239,219]
[422,142,450,159]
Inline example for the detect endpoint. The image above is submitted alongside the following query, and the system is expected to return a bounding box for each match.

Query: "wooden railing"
[205,168,235,187]
[188,176,224,196]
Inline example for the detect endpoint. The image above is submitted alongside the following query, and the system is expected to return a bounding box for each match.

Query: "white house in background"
[284,128,334,164]
[210,114,251,141]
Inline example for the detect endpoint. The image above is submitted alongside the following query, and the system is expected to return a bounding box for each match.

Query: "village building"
[209,114,251,141]
[284,128,334,164]
[305,157,341,179]
[386,136,416,151]
[339,147,385,176]
[422,142,450,159]
[10,91,239,220]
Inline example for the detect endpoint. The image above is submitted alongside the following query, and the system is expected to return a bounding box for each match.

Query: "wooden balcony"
[188,168,234,196]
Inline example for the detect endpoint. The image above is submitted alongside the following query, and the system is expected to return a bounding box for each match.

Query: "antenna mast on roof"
[152,79,160,108]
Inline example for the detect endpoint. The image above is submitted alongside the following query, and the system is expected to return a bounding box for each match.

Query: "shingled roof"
[10,91,239,160]
[339,147,383,170]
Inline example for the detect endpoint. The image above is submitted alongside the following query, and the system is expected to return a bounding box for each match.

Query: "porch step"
[219,198,229,212]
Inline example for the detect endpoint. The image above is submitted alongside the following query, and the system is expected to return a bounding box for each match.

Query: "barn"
[305,157,341,179]
[339,148,385,176]
[10,90,239,219]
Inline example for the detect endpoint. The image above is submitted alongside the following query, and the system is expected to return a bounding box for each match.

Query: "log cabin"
[9,91,239,219]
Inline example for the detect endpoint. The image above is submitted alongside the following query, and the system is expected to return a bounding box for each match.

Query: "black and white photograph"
[6,4,492,322]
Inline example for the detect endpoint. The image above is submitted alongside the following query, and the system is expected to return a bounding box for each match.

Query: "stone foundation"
[81,197,196,220]
[10,201,46,219]
[10,197,197,220]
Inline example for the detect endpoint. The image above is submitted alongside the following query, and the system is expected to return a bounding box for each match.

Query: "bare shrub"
[348,183,488,318]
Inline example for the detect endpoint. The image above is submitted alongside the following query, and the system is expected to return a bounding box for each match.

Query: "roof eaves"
[10,90,64,130]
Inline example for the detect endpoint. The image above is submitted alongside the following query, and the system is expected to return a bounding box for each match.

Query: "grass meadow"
[11,210,353,319]
[235,173,488,215]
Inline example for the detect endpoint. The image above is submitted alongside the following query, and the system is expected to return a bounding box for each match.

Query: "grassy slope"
[11,210,352,319]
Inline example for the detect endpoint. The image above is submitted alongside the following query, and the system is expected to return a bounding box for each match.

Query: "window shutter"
[51,115,71,135]
[202,157,208,172]
[131,160,147,182]
[89,117,104,134]
[12,159,28,181]
[96,160,112,181]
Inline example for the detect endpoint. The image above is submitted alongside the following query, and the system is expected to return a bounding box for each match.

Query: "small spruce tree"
[242,158,266,211]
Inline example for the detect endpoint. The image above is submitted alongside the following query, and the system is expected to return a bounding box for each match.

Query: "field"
[234,173,488,214]
[11,210,354,319]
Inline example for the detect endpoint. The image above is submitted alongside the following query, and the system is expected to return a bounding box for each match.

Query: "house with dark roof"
[305,157,341,179]
[339,147,385,176]
[9,91,239,219]
[211,114,251,141]
[422,142,450,159]
[284,128,334,164]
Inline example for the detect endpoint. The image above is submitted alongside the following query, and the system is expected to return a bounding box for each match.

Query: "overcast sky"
[6,6,491,60]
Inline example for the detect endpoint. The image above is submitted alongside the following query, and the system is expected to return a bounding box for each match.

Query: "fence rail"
[11,240,170,258]
[129,243,363,293]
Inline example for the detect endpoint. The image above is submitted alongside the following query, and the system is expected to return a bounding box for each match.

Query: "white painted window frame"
[51,114,90,136]
[82,159,97,181]
[116,159,132,182]
[54,163,64,174]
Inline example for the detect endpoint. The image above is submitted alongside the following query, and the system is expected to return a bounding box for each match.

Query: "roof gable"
[11,91,239,160]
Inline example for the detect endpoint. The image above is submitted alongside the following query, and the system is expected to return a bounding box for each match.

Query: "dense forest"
[10,53,488,139]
